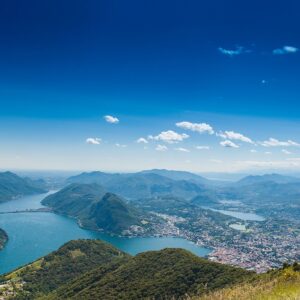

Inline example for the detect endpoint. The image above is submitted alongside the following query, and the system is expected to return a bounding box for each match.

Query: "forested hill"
[0,171,47,202]
[0,239,253,300]
[42,184,142,234]
[2,239,299,299]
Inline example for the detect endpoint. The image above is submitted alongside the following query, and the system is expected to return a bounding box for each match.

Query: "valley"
[0,170,299,276]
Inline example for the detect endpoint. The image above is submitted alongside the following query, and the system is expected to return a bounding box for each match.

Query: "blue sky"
[0,0,300,173]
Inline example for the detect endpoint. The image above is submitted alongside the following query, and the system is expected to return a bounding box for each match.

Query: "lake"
[0,192,211,274]
[208,208,265,221]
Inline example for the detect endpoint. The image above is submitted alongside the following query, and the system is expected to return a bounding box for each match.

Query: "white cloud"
[265,151,272,155]
[115,143,127,148]
[176,121,214,135]
[104,115,119,124]
[136,137,148,144]
[273,46,298,55]
[86,138,101,145]
[218,130,253,144]
[220,140,239,148]
[250,149,257,153]
[218,46,251,56]
[260,138,300,147]
[156,145,168,152]
[196,146,210,150]
[175,147,190,153]
[210,159,222,164]
[234,159,300,170]
[286,157,300,161]
[150,130,189,144]
[282,149,292,155]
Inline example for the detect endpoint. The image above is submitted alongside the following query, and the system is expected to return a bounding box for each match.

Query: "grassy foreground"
[196,266,300,300]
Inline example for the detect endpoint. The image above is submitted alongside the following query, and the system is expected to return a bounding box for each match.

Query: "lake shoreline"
[0,193,211,275]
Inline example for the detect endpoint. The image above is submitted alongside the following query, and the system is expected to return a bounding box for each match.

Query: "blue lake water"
[208,208,265,221]
[0,192,211,274]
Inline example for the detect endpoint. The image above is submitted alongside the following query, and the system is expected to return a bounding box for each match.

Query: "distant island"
[0,228,8,250]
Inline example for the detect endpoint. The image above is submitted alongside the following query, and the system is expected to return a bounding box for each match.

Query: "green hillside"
[197,264,300,300]
[88,192,141,233]
[50,248,251,300]
[42,183,106,217]
[0,171,47,203]
[42,184,141,234]
[0,240,129,299]
[0,240,253,300]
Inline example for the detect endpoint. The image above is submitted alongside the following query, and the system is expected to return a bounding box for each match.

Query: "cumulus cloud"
[115,143,127,148]
[150,130,189,144]
[260,138,300,147]
[220,140,239,148]
[86,138,101,145]
[282,149,292,155]
[156,145,168,152]
[218,130,253,144]
[175,147,190,153]
[176,121,214,135]
[136,137,148,144]
[250,149,258,153]
[104,115,119,124]
[196,146,210,150]
[273,46,298,55]
[218,46,250,56]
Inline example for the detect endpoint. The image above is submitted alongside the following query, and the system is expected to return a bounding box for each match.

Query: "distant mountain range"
[236,173,300,186]
[67,170,208,200]
[42,183,141,234]
[139,169,212,184]
[0,239,252,299]
[66,170,300,206]
[0,171,47,202]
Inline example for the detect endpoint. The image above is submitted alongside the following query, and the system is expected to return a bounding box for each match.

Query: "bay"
[0,192,211,274]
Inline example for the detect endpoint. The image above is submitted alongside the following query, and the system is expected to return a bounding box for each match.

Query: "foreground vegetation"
[197,264,300,300]
[0,239,252,299]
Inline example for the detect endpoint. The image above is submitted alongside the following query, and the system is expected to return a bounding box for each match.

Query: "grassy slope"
[197,266,300,300]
